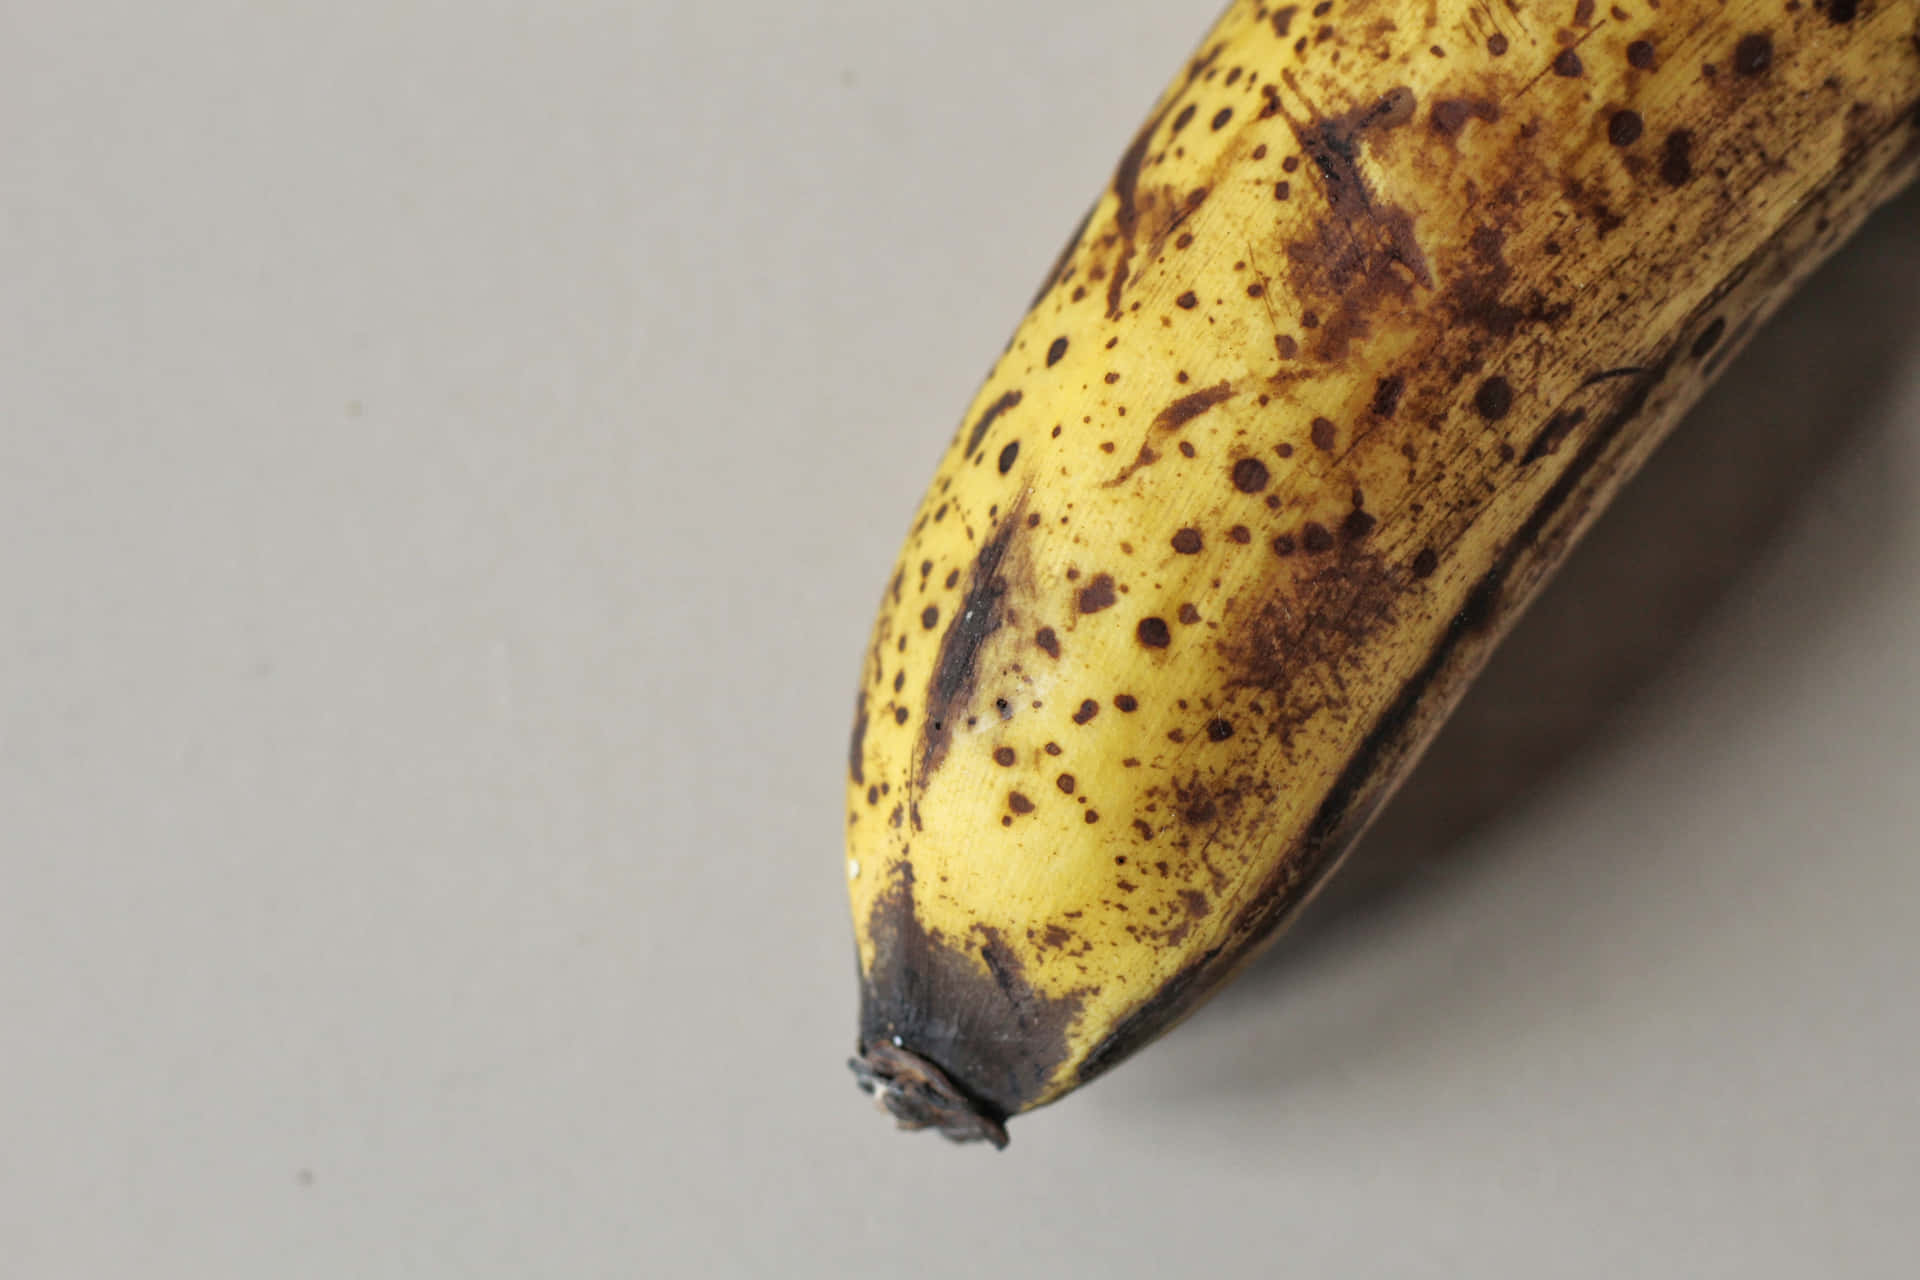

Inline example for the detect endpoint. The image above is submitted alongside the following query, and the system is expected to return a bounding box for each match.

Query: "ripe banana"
[844,0,1920,1146]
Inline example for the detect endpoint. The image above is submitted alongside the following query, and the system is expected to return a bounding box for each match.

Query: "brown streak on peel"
[918,500,1027,795]
[1154,380,1237,432]
[965,390,1025,458]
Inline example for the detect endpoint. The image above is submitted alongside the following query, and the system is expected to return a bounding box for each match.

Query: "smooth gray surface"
[4,3,1916,1276]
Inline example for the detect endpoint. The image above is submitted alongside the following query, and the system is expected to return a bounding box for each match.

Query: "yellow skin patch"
[845,0,1920,1141]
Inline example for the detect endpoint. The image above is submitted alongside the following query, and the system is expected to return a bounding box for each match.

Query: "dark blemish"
[1474,376,1514,420]
[1275,335,1299,360]
[1522,408,1587,463]
[1057,774,1076,794]
[854,864,1084,1142]
[1176,291,1200,310]
[1172,103,1197,134]
[1248,283,1267,298]
[1660,130,1694,186]
[1166,728,1187,744]
[1692,316,1727,359]
[1137,617,1172,648]
[1312,0,1332,15]
[1274,181,1292,201]
[849,693,869,784]
[1229,525,1251,544]
[1282,155,1300,173]
[1302,522,1335,553]
[998,441,1021,474]
[1212,108,1234,131]
[1073,699,1100,725]
[894,671,906,693]
[1036,627,1060,659]
[1253,144,1268,160]
[1608,109,1644,147]
[1179,786,1218,826]
[1733,33,1773,76]
[1106,442,1160,487]
[1084,810,1100,824]
[1488,33,1509,55]
[1172,528,1204,554]
[1207,718,1234,742]
[1827,0,1857,20]
[1275,442,1294,458]
[1178,604,1202,625]
[1430,98,1500,137]
[1411,548,1439,579]
[1627,39,1657,69]
[1574,0,1596,23]
[1115,694,1140,712]
[1179,442,1196,458]
[920,510,1022,788]
[1272,534,1297,556]
[994,747,1017,767]
[1342,508,1378,540]
[1154,381,1234,433]
[1176,233,1194,250]
[1281,87,1432,362]
[895,706,911,725]
[1370,376,1405,418]
[1045,742,1062,756]
[1009,792,1035,815]
[1047,337,1069,367]
[922,606,941,630]
[1104,372,1121,385]
[965,390,1023,457]
[1310,418,1337,451]
[1272,5,1299,36]
[1078,574,1118,613]
[1105,98,1178,320]
[1499,442,1516,462]
[995,698,1013,720]
[1553,48,1583,77]
[1231,458,1271,492]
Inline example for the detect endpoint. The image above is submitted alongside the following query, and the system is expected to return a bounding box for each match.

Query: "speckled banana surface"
[844,0,1919,1146]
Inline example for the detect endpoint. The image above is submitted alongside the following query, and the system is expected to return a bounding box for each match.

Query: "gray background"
[4,2,1917,1275]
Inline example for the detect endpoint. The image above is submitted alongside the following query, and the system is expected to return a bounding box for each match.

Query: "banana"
[844,0,1920,1146]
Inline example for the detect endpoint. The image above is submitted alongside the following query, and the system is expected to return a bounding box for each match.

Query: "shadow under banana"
[1247,181,1920,979]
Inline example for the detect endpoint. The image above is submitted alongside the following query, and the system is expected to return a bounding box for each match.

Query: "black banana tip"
[850,1041,1010,1149]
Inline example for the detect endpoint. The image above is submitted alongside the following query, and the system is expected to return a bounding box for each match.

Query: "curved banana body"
[844,0,1920,1145]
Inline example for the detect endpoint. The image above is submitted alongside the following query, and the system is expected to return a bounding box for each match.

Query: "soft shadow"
[1247,180,1920,980]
